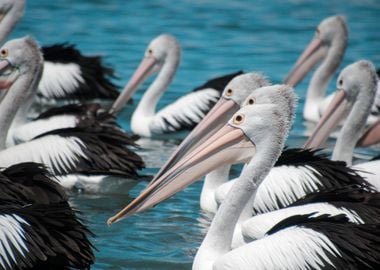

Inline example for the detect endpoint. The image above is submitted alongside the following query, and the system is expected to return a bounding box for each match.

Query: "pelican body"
[110,34,243,137]
[108,83,380,269]
[0,37,145,194]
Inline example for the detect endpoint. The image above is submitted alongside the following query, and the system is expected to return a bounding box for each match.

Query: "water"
[11,0,380,269]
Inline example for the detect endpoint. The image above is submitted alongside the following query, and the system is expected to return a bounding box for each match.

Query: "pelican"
[0,0,119,103]
[0,32,129,145]
[0,37,144,193]
[284,15,350,123]
[237,60,380,246]
[304,60,380,189]
[146,73,369,214]
[108,82,372,249]
[109,33,243,137]
[216,61,380,211]
[0,162,94,269]
[109,87,380,269]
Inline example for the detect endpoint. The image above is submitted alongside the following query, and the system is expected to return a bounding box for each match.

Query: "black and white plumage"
[109,34,243,137]
[210,148,373,248]
[38,44,119,103]
[9,103,122,145]
[250,148,370,214]
[2,119,145,192]
[232,214,380,270]
[108,84,380,270]
[0,37,145,194]
[0,202,95,270]
[139,73,369,215]
[148,71,244,135]
[212,143,370,215]
[0,162,95,270]
[0,0,119,105]
[1,43,145,181]
[241,186,380,241]
[22,123,143,177]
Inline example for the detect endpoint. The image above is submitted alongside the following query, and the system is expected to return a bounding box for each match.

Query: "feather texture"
[0,163,94,270]
[38,43,119,101]
[243,186,380,241]
[1,123,144,180]
[215,148,370,214]
[215,214,380,270]
[150,88,220,134]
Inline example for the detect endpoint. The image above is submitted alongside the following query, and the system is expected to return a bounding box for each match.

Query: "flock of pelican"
[0,0,379,269]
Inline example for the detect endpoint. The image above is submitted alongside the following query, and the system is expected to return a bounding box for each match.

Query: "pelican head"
[0,36,43,149]
[187,72,272,150]
[151,72,271,181]
[304,60,377,149]
[110,34,181,114]
[0,0,25,44]
[145,34,180,70]
[284,15,348,86]
[0,36,43,91]
[107,84,296,224]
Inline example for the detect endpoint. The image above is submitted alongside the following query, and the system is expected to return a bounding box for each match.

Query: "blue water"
[10,0,380,269]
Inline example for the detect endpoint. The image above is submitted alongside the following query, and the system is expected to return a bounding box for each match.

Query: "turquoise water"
[11,0,380,269]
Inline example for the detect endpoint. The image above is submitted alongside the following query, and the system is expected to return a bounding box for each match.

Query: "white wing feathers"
[38,61,84,98]
[214,227,339,270]
[0,214,28,270]
[215,165,321,214]
[8,115,78,145]
[241,203,364,242]
[0,135,87,175]
[150,88,220,134]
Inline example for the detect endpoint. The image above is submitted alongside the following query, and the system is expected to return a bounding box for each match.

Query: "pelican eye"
[233,114,245,125]
[247,98,255,105]
[338,79,343,85]
[0,49,8,58]
[148,48,153,54]
[226,88,233,97]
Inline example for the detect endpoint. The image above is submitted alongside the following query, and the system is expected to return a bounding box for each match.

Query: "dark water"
[11,0,380,269]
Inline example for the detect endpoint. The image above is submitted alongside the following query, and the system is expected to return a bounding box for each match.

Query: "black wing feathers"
[0,162,95,270]
[0,163,66,204]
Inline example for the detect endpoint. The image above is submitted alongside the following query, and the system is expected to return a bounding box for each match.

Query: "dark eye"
[0,49,8,57]
[339,79,343,85]
[148,48,153,54]
[226,88,233,96]
[247,98,255,105]
[233,113,245,125]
